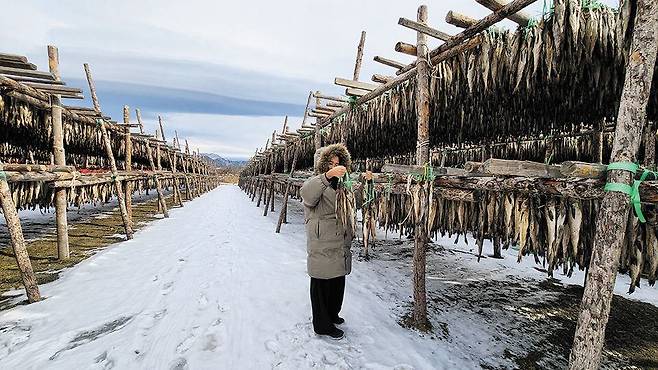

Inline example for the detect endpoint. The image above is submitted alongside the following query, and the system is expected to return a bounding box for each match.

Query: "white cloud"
[138,112,303,160]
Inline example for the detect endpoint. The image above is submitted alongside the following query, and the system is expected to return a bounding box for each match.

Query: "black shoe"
[316,327,344,340]
[333,317,345,325]
[327,328,344,340]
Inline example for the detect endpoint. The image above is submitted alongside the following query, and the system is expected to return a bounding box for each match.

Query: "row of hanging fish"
[3,175,187,211]
[253,1,650,175]
[425,0,637,149]
[0,93,185,171]
[365,183,658,293]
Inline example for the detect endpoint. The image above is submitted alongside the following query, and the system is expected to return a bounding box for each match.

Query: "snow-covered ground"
[0,185,656,369]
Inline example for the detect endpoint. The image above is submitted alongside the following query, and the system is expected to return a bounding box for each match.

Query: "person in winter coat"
[299,143,372,340]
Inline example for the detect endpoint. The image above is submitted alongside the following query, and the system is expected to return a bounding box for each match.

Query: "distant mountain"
[201,153,247,168]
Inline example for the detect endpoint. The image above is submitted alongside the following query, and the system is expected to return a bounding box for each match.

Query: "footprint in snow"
[197,294,209,310]
[91,351,115,370]
[161,282,174,295]
[176,325,201,354]
[0,322,31,359]
[169,357,188,370]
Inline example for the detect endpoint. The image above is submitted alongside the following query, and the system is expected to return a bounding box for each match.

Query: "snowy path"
[0,185,456,370]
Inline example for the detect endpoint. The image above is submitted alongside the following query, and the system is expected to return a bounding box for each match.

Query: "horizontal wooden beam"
[312,92,349,103]
[23,82,83,95]
[394,42,417,56]
[345,88,369,97]
[315,106,337,114]
[308,111,330,118]
[0,60,37,70]
[445,10,478,28]
[334,77,378,91]
[475,0,531,26]
[0,66,55,80]
[373,56,406,70]
[398,17,452,41]
[7,75,66,85]
[372,74,394,83]
[0,53,28,63]
[326,101,347,108]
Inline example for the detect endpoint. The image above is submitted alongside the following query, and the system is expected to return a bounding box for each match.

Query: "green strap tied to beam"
[604,161,655,223]
[411,162,435,183]
[0,170,6,181]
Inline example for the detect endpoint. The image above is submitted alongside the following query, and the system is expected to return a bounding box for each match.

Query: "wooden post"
[158,116,166,141]
[276,144,299,233]
[314,91,322,150]
[0,166,41,302]
[568,2,658,369]
[182,155,191,200]
[412,4,430,330]
[282,116,289,173]
[123,105,133,230]
[168,150,184,207]
[147,139,169,217]
[48,45,70,260]
[83,63,134,239]
[302,91,312,127]
[135,109,145,134]
[341,31,367,145]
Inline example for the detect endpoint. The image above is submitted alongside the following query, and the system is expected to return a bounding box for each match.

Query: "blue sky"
[2,0,618,160]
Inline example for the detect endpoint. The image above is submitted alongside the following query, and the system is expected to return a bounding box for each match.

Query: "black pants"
[310,276,345,334]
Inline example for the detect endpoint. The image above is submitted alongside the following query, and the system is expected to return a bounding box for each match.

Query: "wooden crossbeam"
[327,101,347,108]
[345,88,369,97]
[372,74,394,83]
[334,77,378,91]
[0,53,28,63]
[398,17,452,41]
[23,82,83,95]
[0,60,37,70]
[373,56,406,70]
[446,10,478,28]
[312,92,349,102]
[0,66,55,80]
[8,75,66,85]
[395,42,417,56]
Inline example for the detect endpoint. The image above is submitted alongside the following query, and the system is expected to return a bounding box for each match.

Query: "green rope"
[385,173,393,197]
[95,118,103,128]
[411,162,435,183]
[339,172,353,191]
[604,161,655,223]
[348,96,358,111]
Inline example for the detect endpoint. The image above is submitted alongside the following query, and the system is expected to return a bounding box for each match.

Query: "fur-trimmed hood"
[314,143,352,174]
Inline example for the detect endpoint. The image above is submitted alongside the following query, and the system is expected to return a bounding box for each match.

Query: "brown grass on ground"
[0,195,177,310]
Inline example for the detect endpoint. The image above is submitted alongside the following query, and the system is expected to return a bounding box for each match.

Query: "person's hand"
[364,170,373,181]
[326,165,347,179]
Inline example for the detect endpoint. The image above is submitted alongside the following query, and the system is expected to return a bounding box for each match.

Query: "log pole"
[83,63,133,239]
[275,145,300,232]
[568,2,658,369]
[0,166,41,302]
[123,105,133,229]
[412,5,430,330]
[48,45,70,260]
[314,91,322,150]
[146,139,169,217]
